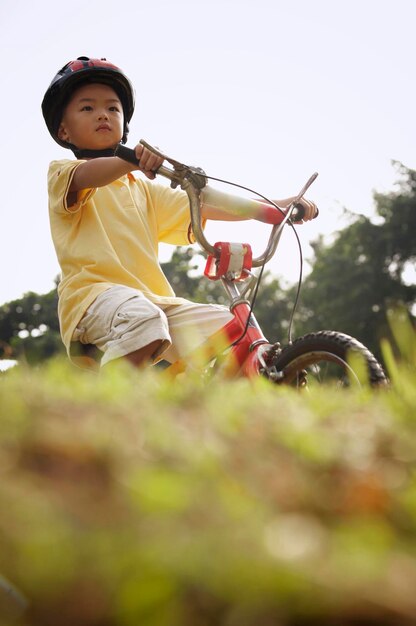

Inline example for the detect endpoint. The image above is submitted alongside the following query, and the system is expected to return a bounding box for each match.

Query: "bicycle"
[115,141,387,388]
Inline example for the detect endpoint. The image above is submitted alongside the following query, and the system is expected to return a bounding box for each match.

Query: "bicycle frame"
[166,279,271,379]
[114,142,318,380]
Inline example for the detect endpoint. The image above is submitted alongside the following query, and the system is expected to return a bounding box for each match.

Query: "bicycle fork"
[219,279,284,380]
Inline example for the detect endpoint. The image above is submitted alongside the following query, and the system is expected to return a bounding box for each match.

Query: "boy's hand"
[260,196,318,225]
[290,197,318,222]
[134,143,164,179]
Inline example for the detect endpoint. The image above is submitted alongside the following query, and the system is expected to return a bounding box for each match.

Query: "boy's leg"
[160,302,233,363]
[73,286,172,367]
[124,340,164,368]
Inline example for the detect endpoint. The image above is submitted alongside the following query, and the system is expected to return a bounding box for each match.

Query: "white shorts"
[72,285,233,367]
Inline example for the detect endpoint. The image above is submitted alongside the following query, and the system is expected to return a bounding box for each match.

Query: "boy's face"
[58,83,124,150]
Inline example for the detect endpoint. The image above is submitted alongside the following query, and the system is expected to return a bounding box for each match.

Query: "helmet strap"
[72,147,118,159]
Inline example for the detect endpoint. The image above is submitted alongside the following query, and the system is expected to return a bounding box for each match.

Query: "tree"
[374,161,416,275]
[0,283,64,365]
[295,163,416,358]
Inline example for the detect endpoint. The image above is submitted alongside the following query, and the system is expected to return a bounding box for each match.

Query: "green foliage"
[296,163,416,358]
[374,162,416,267]
[0,332,415,625]
[0,286,64,364]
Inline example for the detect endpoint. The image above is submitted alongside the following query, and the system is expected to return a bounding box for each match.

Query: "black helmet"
[41,56,135,149]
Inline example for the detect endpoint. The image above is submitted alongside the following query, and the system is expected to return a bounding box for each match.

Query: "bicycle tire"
[268,331,388,388]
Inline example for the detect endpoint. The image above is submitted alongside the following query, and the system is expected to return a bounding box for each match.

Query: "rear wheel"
[267,331,387,388]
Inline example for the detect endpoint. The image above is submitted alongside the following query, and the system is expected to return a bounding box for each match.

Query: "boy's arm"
[68,144,164,193]
[201,194,318,224]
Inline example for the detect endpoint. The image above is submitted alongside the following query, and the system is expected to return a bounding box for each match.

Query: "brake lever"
[139,139,187,170]
[287,172,319,222]
[290,203,320,223]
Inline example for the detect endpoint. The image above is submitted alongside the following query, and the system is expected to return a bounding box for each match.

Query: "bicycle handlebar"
[114,142,318,266]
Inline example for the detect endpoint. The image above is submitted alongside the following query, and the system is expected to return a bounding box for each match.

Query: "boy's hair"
[42,56,135,152]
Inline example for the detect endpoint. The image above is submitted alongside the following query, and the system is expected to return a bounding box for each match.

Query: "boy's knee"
[76,287,172,367]
[123,340,165,368]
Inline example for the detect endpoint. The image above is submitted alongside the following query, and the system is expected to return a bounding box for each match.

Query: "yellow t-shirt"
[48,158,196,364]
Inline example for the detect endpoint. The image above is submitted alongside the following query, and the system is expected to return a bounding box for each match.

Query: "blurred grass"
[0,319,416,626]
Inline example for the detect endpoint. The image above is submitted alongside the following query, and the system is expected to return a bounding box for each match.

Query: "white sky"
[1,0,415,305]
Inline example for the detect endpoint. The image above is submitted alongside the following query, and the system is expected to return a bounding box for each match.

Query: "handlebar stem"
[161,161,289,265]
[117,142,317,269]
[181,179,218,256]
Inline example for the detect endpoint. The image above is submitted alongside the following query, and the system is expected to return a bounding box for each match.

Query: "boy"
[42,57,317,370]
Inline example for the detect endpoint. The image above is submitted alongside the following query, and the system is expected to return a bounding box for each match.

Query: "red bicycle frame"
[166,300,269,378]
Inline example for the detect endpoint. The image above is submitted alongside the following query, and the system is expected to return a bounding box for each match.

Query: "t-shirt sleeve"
[146,182,206,245]
[48,159,97,215]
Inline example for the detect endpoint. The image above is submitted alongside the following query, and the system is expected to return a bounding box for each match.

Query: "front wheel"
[267,331,387,388]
